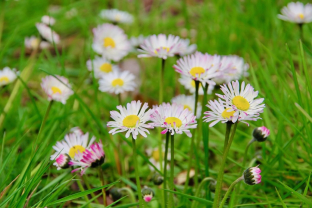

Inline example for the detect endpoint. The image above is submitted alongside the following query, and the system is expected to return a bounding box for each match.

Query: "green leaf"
[163,189,213,205]
[275,187,287,208]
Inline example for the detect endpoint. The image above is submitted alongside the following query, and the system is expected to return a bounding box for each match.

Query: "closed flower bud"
[141,186,154,202]
[54,154,70,170]
[253,126,270,142]
[243,166,262,185]
[152,173,164,185]
[109,187,123,201]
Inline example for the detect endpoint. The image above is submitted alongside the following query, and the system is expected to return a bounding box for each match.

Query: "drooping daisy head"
[107,100,154,139]
[216,80,265,123]
[69,141,105,175]
[98,70,136,95]
[25,36,50,50]
[253,126,270,142]
[100,9,134,24]
[36,23,60,44]
[92,23,131,61]
[41,75,74,104]
[178,75,214,95]
[243,165,261,185]
[86,56,119,79]
[138,34,181,59]
[175,38,197,56]
[150,103,197,137]
[53,154,70,170]
[0,67,17,87]
[174,52,221,86]
[41,15,56,25]
[171,94,202,118]
[278,2,312,24]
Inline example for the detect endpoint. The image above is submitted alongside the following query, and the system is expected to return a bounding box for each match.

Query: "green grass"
[1,0,312,207]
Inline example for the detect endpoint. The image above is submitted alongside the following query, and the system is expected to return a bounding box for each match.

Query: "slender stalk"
[184,80,200,192]
[191,177,215,208]
[118,93,122,105]
[170,134,175,205]
[163,132,170,208]
[212,122,238,208]
[82,175,100,204]
[298,23,303,41]
[76,179,92,208]
[99,167,107,207]
[132,138,144,208]
[219,177,243,208]
[202,84,209,177]
[224,122,233,151]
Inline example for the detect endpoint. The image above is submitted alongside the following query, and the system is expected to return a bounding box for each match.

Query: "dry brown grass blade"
[0,174,20,201]
[23,180,41,208]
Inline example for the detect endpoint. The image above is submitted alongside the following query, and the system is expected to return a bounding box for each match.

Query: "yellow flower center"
[103,37,116,48]
[154,47,170,54]
[69,145,86,158]
[190,67,205,77]
[183,105,192,111]
[123,115,140,128]
[31,38,40,48]
[51,86,62,94]
[165,117,182,128]
[221,108,235,119]
[299,13,304,19]
[191,80,202,89]
[152,150,160,161]
[112,78,124,87]
[0,76,9,83]
[115,15,121,21]
[232,96,250,111]
[100,63,112,73]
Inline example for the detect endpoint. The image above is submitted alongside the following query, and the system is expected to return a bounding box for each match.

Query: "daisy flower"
[171,94,202,118]
[69,141,105,175]
[138,34,181,59]
[174,52,220,86]
[98,70,136,94]
[243,166,262,185]
[41,15,56,25]
[0,67,17,87]
[92,23,131,61]
[41,75,74,104]
[36,23,60,44]
[278,2,312,24]
[53,154,70,170]
[176,38,197,56]
[24,36,50,50]
[178,75,214,95]
[150,103,197,137]
[217,80,265,122]
[86,56,119,79]
[107,100,153,139]
[100,9,134,24]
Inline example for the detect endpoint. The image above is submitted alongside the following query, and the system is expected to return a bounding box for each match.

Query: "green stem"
[159,58,165,104]
[76,178,92,208]
[219,177,243,208]
[164,132,170,208]
[212,122,238,208]
[118,93,122,105]
[191,177,215,208]
[82,175,100,204]
[224,122,233,151]
[170,134,175,205]
[184,80,200,192]
[99,167,107,207]
[119,187,136,203]
[132,138,144,208]
[298,23,303,41]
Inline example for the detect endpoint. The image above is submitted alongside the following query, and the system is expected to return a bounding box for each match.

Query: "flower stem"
[184,80,200,192]
[212,122,238,208]
[191,177,215,208]
[170,134,175,205]
[219,177,243,208]
[298,23,303,41]
[82,175,100,204]
[163,132,170,208]
[98,167,107,207]
[159,58,165,104]
[224,122,233,151]
[118,93,122,105]
[132,138,144,208]
[76,178,92,208]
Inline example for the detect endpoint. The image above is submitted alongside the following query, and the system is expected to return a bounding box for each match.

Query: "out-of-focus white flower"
[0,67,17,87]
[130,35,146,49]
[24,36,50,49]
[36,23,60,44]
[178,75,214,95]
[100,9,134,24]
[92,23,131,61]
[41,15,56,25]
[86,56,119,79]
[278,2,312,24]
[171,94,202,118]
[176,38,197,56]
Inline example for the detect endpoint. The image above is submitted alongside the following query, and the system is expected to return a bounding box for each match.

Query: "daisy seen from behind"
[92,23,131,61]
[24,36,50,50]
[100,9,133,24]
[278,2,312,24]
[41,15,56,25]
[176,38,197,56]
[171,94,202,118]
[36,23,60,44]
[86,56,119,79]
[41,75,74,104]
[0,67,17,87]
[107,100,154,139]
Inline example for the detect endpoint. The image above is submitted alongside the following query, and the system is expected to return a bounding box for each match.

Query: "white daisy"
[278,2,312,24]
[174,52,221,86]
[171,94,202,118]
[92,23,131,61]
[178,75,214,95]
[107,100,154,139]
[0,67,17,87]
[36,23,60,44]
[176,38,197,56]
[98,70,136,94]
[69,141,105,175]
[41,75,74,104]
[150,103,197,137]
[41,15,56,25]
[100,9,134,24]
[217,80,265,123]
[24,36,50,50]
[86,56,119,79]
[138,34,181,59]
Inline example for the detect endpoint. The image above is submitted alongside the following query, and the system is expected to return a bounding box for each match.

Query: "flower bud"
[253,126,270,142]
[152,173,164,185]
[109,187,122,201]
[54,154,70,170]
[243,166,262,185]
[141,186,154,202]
